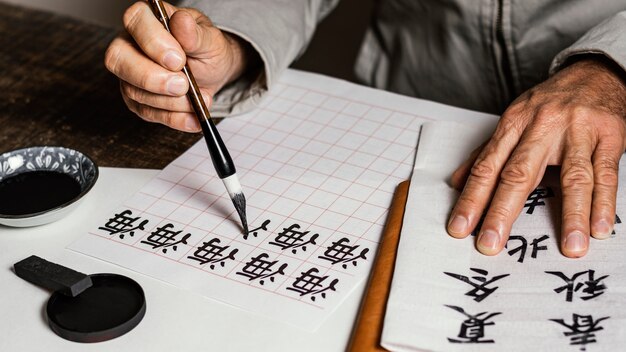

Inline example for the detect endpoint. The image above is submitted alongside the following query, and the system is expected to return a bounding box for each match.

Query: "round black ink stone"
[0,171,81,216]
[46,274,146,343]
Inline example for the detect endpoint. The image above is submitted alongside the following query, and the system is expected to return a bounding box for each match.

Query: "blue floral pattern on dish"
[0,146,97,190]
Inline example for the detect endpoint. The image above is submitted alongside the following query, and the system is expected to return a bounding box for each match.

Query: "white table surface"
[0,167,364,352]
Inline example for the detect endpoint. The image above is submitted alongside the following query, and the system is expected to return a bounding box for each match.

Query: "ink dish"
[0,146,98,227]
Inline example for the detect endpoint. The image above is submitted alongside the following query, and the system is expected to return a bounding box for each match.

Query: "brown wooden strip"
[348,180,410,352]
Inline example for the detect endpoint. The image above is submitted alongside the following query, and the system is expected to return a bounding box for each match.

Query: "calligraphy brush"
[148,0,248,234]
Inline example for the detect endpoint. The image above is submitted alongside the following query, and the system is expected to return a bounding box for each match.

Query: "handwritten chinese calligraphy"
[140,223,191,254]
[551,314,610,351]
[188,238,238,269]
[441,184,616,348]
[287,268,339,301]
[236,253,288,285]
[99,209,148,239]
[245,219,271,240]
[545,270,609,302]
[446,305,501,344]
[524,187,554,214]
[506,235,549,263]
[444,268,509,302]
[318,237,369,269]
[269,224,319,254]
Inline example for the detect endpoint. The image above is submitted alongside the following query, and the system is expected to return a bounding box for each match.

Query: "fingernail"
[185,116,200,132]
[448,215,468,235]
[592,219,612,239]
[167,76,187,95]
[565,231,586,252]
[478,230,500,251]
[163,51,184,70]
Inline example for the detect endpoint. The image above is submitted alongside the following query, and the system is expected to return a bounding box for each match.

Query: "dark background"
[291,0,375,83]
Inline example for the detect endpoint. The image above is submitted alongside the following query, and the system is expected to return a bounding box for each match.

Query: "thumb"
[169,9,221,58]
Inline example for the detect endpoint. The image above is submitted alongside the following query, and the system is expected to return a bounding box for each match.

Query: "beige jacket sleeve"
[551,11,626,75]
[180,0,340,117]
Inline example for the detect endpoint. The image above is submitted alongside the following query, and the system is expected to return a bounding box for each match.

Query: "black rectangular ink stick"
[14,255,93,297]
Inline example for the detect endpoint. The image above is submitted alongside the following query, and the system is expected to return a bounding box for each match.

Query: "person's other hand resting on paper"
[446,58,626,259]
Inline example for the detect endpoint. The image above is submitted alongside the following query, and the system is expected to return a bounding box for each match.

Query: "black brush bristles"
[231,192,249,235]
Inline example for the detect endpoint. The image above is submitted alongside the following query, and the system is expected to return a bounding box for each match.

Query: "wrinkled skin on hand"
[105,1,254,132]
[447,58,626,258]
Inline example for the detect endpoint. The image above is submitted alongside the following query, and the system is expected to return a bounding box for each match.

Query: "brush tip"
[222,175,247,234]
[231,192,248,235]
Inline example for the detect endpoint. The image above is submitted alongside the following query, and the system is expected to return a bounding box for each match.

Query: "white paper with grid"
[69,69,494,331]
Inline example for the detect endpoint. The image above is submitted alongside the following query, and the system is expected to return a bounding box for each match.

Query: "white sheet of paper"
[68,69,494,331]
[382,121,626,352]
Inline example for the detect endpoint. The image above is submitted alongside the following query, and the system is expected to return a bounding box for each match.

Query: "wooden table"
[0,1,200,169]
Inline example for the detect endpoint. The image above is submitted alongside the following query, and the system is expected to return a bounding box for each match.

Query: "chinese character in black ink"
[140,223,191,254]
[269,224,319,254]
[318,237,369,269]
[545,270,609,302]
[550,314,610,351]
[236,253,287,285]
[287,267,338,301]
[187,238,238,269]
[244,219,271,240]
[524,186,554,214]
[612,214,621,235]
[506,235,549,263]
[99,209,149,239]
[446,305,501,344]
[444,268,509,302]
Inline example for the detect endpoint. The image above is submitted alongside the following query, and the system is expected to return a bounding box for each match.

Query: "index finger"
[447,115,526,238]
[123,1,185,71]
